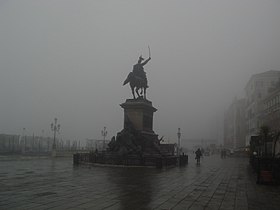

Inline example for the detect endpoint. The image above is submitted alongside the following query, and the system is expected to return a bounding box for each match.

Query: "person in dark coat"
[195,148,202,164]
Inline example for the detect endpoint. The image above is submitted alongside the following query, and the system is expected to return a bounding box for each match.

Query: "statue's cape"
[123,72,146,86]
[123,72,133,86]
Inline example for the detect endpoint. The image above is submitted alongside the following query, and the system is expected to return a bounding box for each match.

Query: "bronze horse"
[123,72,147,99]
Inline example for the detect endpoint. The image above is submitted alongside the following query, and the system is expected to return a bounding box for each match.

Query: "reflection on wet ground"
[1,155,280,209]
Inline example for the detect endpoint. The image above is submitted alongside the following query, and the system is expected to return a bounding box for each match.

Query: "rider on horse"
[123,55,151,99]
[132,56,151,88]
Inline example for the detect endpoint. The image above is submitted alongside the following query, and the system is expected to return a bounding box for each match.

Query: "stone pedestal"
[73,98,182,167]
[120,98,157,138]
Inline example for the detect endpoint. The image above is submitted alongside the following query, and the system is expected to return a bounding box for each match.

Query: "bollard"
[73,153,80,165]
[156,158,163,168]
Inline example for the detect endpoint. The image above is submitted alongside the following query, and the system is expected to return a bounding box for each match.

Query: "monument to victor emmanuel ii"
[109,54,161,157]
[74,50,187,167]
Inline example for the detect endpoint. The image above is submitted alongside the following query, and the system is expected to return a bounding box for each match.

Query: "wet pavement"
[1,155,280,210]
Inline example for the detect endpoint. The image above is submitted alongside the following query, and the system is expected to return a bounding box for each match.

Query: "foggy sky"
[1,0,280,143]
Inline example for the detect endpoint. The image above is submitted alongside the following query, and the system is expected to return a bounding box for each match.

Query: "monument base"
[73,152,180,168]
[73,98,188,167]
[121,98,157,133]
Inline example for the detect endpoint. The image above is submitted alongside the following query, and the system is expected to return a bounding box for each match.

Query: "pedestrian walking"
[195,148,202,164]
[221,149,227,158]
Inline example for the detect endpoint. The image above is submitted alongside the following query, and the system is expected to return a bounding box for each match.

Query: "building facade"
[224,98,246,149]
[0,134,20,153]
[262,87,280,131]
[261,85,280,155]
[245,70,280,145]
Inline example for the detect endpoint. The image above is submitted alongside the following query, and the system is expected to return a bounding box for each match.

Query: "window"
[256,80,263,87]
[266,102,269,112]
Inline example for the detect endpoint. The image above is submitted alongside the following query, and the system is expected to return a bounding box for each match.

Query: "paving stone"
[204,203,221,210]
[172,199,193,210]
[188,202,205,210]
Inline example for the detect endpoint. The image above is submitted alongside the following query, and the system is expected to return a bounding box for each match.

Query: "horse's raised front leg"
[143,88,146,99]
[131,86,136,99]
[135,87,141,98]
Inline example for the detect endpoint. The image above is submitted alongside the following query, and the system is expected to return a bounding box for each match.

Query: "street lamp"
[22,128,26,154]
[177,128,181,156]
[101,127,107,151]
[39,129,44,153]
[51,118,60,157]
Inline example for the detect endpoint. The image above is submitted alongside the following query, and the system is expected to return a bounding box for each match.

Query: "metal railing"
[73,152,187,168]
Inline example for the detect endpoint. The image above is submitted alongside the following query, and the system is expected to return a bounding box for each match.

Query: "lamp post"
[101,127,107,151]
[39,129,44,153]
[22,128,26,154]
[177,128,181,156]
[51,118,60,157]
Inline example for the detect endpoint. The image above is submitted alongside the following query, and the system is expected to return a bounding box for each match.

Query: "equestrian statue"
[123,48,151,99]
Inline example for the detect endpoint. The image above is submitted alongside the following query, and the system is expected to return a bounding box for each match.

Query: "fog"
[1,0,280,143]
